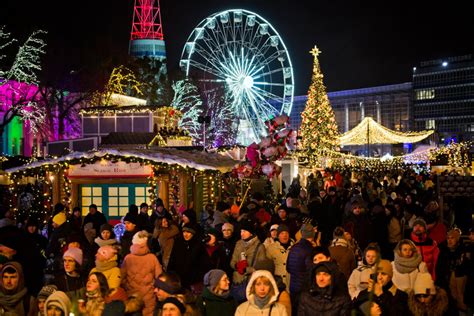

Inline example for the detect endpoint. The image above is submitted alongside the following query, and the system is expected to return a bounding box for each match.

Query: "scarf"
[253,294,270,309]
[0,287,27,308]
[94,260,118,272]
[94,237,117,248]
[211,288,230,299]
[331,238,349,247]
[394,251,422,273]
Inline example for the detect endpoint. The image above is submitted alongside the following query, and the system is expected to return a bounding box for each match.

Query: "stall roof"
[5,148,237,174]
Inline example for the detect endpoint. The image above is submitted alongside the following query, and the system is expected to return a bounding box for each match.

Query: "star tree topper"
[310,46,322,58]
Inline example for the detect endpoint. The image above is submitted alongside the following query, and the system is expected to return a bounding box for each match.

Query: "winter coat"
[387,216,402,244]
[343,213,373,251]
[435,241,470,311]
[298,262,352,316]
[121,244,162,316]
[407,286,450,316]
[355,281,409,316]
[168,234,210,289]
[230,235,271,284]
[235,270,287,316]
[53,271,86,301]
[266,240,294,290]
[82,211,107,237]
[410,232,439,280]
[347,264,373,299]
[90,261,121,292]
[153,223,179,270]
[392,261,428,293]
[329,238,356,281]
[196,287,237,316]
[286,238,314,294]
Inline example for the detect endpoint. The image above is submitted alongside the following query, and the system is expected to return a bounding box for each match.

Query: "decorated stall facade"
[5,148,236,222]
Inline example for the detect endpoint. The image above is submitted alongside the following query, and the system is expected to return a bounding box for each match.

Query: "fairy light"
[340,117,434,145]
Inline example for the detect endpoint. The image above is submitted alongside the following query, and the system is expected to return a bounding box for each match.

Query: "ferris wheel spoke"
[252,67,284,80]
[188,59,227,79]
[254,82,285,87]
[252,85,285,105]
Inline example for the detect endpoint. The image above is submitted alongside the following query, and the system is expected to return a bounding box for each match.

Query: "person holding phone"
[355,259,409,315]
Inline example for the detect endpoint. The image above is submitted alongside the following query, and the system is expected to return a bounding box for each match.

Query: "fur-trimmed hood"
[245,270,279,306]
[408,286,448,316]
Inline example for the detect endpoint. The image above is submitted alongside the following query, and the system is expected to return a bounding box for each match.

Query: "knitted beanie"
[52,212,66,226]
[182,223,197,235]
[270,224,279,232]
[277,224,289,236]
[44,291,71,316]
[240,219,256,235]
[162,297,186,314]
[37,285,58,300]
[203,269,226,291]
[63,247,83,266]
[413,272,436,295]
[132,230,149,245]
[96,245,118,262]
[221,222,234,232]
[412,218,427,230]
[300,223,316,239]
[375,259,393,278]
[123,212,138,225]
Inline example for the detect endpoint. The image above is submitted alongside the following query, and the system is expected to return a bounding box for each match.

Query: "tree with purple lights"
[0,26,47,141]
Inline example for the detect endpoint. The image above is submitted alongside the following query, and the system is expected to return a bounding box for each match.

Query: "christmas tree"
[300,46,340,162]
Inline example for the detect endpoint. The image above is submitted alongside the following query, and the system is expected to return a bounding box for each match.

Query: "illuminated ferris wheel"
[179,9,294,145]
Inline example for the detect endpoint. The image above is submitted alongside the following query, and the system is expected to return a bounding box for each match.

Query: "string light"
[340,117,434,145]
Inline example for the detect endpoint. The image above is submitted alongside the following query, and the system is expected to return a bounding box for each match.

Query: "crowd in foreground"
[0,168,473,316]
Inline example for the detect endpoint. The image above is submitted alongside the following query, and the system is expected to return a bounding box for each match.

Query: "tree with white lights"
[0,26,47,142]
[171,79,204,142]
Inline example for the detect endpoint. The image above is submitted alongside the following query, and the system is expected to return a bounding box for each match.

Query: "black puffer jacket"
[298,261,352,316]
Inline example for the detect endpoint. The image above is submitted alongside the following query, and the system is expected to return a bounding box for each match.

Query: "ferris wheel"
[179,9,294,145]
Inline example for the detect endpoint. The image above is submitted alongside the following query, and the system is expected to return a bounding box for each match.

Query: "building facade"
[290,83,413,155]
[412,54,474,142]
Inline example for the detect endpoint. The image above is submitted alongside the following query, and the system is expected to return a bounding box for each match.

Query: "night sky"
[1,0,473,95]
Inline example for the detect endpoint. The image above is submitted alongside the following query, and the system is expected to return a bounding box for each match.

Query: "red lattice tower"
[130,0,164,40]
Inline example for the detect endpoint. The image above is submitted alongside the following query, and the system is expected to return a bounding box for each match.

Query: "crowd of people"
[0,168,473,316]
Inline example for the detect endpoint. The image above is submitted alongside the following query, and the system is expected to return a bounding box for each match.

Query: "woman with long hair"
[152,214,179,270]
[79,272,109,316]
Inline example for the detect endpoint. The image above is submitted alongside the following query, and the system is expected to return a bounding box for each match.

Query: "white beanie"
[413,272,436,295]
[132,230,149,246]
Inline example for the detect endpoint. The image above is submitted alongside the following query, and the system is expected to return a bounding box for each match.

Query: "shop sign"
[67,160,153,178]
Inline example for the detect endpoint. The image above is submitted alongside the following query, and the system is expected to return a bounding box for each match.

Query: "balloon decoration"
[232,114,297,180]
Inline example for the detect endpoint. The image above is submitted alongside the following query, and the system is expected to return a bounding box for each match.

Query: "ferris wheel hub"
[242,76,254,89]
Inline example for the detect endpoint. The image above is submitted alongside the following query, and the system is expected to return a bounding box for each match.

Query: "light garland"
[340,117,434,145]
[296,141,472,171]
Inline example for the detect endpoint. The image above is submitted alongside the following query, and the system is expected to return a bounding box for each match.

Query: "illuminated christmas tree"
[300,46,340,161]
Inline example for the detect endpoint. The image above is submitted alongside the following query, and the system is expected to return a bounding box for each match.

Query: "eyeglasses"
[415,294,430,299]
[222,229,232,232]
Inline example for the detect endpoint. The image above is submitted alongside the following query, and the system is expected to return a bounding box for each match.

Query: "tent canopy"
[340,117,434,145]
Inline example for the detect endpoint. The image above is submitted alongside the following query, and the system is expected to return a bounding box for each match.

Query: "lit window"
[416,89,435,100]
[425,119,436,129]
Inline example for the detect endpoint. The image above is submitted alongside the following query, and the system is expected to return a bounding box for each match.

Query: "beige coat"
[266,240,294,290]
